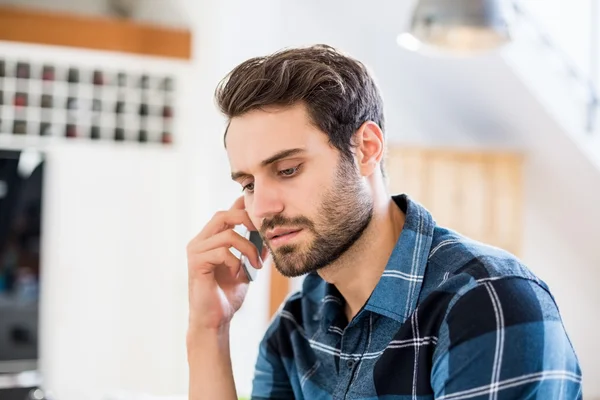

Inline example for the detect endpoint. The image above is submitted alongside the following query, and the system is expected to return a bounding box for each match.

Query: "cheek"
[302,176,336,216]
[278,176,320,217]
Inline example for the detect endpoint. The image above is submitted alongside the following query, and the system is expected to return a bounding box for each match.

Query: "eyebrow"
[231,148,306,181]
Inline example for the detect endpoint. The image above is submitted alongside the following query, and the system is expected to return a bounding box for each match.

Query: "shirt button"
[347,360,355,369]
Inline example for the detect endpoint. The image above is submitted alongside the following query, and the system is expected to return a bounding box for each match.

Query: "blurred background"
[0,0,598,399]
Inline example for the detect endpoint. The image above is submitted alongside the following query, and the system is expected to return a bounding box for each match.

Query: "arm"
[188,325,237,400]
[431,277,582,399]
[186,197,263,400]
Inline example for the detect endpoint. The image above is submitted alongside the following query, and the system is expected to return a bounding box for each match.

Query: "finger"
[190,209,255,244]
[229,195,246,211]
[191,228,262,269]
[188,246,242,279]
[229,196,258,231]
[210,209,256,235]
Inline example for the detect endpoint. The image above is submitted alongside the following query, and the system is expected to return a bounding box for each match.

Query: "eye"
[242,182,254,193]
[279,165,301,177]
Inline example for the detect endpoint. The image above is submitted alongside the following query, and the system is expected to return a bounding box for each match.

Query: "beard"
[260,158,374,278]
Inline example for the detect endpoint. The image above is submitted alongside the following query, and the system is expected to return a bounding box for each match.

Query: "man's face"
[226,104,373,277]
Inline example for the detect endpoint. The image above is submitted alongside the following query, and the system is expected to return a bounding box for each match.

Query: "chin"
[272,247,319,278]
[275,266,307,278]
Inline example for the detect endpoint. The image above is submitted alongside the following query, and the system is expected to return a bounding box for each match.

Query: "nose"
[248,178,284,221]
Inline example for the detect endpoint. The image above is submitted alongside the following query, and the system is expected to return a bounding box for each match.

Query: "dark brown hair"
[215,44,386,173]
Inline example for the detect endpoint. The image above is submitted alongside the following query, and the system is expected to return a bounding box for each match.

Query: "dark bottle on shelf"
[139,103,149,117]
[0,60,5,77]
[66,97,78,110]
[40,122,51,136]
[93,70,104,86]
[42,65,55,81]
[115,100,125,114]
[138,129,148,143]
[114,127,125,141]
[161,131,172,144]
[66,124,77,138]
[41,94,53,109]
[67,68,79,84]
[162,105,173,118]
[0,91,3,105]
[16,62,30,79]
[14,93,28,107]
[13,120,27,135]
[90,125,101,140]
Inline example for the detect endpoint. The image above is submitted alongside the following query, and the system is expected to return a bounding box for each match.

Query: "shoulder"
[417,225,566,338]
[424,253,583,397]
[421,226,545,299]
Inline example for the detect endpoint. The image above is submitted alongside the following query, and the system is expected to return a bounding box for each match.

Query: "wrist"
[186,324,230,352]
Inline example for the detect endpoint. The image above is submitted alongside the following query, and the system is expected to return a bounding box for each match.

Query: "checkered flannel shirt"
[250,194,582,400]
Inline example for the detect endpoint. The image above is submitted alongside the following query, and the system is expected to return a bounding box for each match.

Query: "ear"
[353,121,384,176]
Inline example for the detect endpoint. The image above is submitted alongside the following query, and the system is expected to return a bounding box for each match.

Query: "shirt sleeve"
[250,313,296,400]
[431,277,583,400]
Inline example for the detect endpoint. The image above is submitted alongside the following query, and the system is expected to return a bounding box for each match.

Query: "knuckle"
[187,254,202,270]
[186,240,195,253]
[226,229,237,241]
[215,210,228,220]
[219,247,230,259]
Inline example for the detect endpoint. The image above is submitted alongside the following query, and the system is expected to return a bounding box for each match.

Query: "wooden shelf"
[0,5,191,60]
[386,146,524,256]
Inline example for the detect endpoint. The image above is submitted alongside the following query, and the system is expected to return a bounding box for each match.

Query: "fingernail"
[258,256,264,269]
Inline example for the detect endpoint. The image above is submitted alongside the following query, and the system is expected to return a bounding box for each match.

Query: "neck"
[317,191,405,322]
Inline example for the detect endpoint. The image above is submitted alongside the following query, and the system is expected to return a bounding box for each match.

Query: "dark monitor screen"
[0,149,44,373]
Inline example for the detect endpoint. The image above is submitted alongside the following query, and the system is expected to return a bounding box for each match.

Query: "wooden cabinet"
[0,5,191,59]
[385,146,524,256]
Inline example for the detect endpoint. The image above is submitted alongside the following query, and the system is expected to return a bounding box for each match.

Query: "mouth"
[267,228,303,247]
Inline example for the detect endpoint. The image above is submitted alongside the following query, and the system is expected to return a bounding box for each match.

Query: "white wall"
[39,143,186,399]
[522,0,593,79]
[522,166,600,397]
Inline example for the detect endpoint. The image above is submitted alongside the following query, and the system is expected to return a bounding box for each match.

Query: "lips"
[267,229,303,247]
[266,228,302,240]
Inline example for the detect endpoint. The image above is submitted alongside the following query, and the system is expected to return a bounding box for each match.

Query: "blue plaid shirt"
[251,194,582,399]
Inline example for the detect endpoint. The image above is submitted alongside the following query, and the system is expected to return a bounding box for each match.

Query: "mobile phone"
[239,228,263,282]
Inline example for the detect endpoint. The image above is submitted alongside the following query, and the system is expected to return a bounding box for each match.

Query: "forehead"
[225,104,329,169]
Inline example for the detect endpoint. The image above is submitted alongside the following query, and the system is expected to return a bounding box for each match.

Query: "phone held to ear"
[236,226,263,282]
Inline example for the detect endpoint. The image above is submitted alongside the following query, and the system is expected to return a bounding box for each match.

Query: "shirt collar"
[303,194,436,326]
[363,194,435,323]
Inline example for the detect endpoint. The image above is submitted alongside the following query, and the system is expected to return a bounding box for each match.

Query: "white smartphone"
[238,227,263,282]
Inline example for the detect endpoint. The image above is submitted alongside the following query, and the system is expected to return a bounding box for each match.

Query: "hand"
[186,196,263,333]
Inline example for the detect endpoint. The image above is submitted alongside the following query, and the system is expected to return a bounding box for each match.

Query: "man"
[186,44,582,399]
